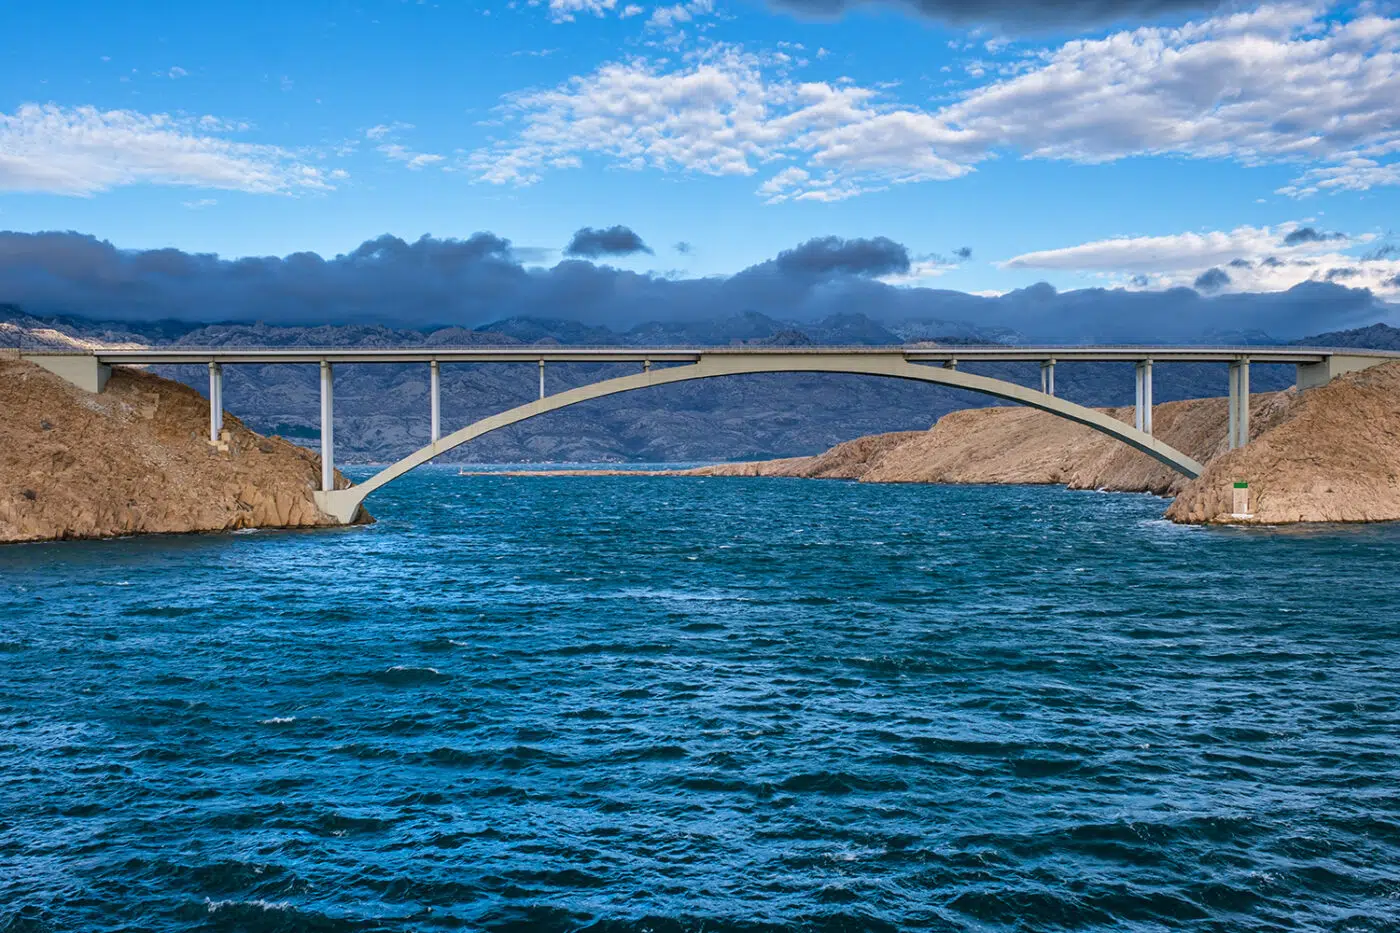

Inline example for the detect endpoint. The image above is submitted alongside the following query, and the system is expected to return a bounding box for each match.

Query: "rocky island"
[683,361,1400,525]
[0,357,364,543]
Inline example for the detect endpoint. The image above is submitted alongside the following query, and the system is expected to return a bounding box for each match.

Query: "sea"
[2,466,1398,931]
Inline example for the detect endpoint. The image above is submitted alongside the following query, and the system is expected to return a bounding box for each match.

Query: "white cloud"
[364,123,444,170]
[544,0,618,21]
[379,144,446,170]
[1003,223,1400,297]
[365,123,404,140]
[649,0,714,30]
[471,5,1400,201]
[0,104,335,196]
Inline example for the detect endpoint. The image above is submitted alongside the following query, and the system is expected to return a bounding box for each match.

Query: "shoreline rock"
[676,362,1400,525]
[1,360,370,544]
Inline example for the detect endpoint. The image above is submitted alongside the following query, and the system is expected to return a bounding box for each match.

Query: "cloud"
[472,7,1400,201]
[953,246,972,260]
[1282,226,1346,247]
[564,225,653,257]
[649,0,715,29]
[364,123,444,170]
[768,0,1220,30]
[544,0,618,21]
[1193,267,1230,292]
[674,241,694,254]
[773,235,909,277]
[378,144,445,170]
[1003,222,1400,297]
[0,104,335,196]
[1,229,1386,342]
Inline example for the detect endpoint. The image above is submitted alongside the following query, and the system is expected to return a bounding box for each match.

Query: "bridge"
[18,344,1398,523]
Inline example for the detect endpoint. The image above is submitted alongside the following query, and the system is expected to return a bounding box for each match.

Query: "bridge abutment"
[21,353,111,393]
[1296,354,1388,391]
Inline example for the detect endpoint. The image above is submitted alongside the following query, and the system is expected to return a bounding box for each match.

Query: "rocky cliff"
[1167,361,1400,524]
[688,361,1400,524]
[0,359,364,543]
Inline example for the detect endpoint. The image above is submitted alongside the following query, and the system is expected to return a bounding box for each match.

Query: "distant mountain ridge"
[5,306,1399,464]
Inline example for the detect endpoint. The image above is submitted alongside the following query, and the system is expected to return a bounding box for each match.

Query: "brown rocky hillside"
[1,359,365,543]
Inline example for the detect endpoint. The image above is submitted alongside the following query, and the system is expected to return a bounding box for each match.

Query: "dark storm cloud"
[1193,267,1230,292]
[563,225,653,258]
[0,230,1387,343]
[768,0,1219,30]
[772,236,910,278]
[1283,227,1347,247]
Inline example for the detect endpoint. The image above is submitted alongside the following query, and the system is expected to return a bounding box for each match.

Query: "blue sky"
[2,0,1399,304]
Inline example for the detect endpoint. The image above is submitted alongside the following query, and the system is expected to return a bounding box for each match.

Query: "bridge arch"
[314,353,1205,522]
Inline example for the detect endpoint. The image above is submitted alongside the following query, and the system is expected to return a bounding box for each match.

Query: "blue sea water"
[3,468,1400,931]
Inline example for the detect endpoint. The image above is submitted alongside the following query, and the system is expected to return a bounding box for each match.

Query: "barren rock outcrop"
[1167,362,1400,524]
[687,361,1400,525]
[687,395,1262,495]
[1,359,367,543]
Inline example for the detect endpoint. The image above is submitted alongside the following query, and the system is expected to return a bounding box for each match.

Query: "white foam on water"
[258,716,296,725]
[206,898,290,913]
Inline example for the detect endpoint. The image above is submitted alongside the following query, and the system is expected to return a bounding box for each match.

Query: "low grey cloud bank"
[1283,227,1347,247]
[769,0,1218,29]
[564,225,652,258]
[0,230,1388,343]
[772,236,909,278]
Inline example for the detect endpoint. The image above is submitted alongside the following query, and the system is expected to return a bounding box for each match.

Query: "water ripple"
[2,468,1400,930]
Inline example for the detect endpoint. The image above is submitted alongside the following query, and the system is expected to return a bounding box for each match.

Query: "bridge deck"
[31,344,1397,365]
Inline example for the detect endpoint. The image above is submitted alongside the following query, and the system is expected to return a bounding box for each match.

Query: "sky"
[1,0,1399,334]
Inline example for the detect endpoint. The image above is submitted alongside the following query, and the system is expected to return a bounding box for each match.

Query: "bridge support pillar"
[1228,358,1250,449]
[538,360,545,400]
[1134,360,1153,435]
[430,360,441,443]
[320,360,335,491]
[207,362,223,442]
[1039,359,1056,397]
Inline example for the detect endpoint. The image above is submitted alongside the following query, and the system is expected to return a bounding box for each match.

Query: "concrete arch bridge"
[22,345,1396,523]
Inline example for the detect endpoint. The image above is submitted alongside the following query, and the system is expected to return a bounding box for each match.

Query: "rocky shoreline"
[677,362,1400,524]
[484,362,1400,525]
[7,355,1400,541]
[1,360,368,544]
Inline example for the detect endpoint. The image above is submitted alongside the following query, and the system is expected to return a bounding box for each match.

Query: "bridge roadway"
[19,344,1400,524]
